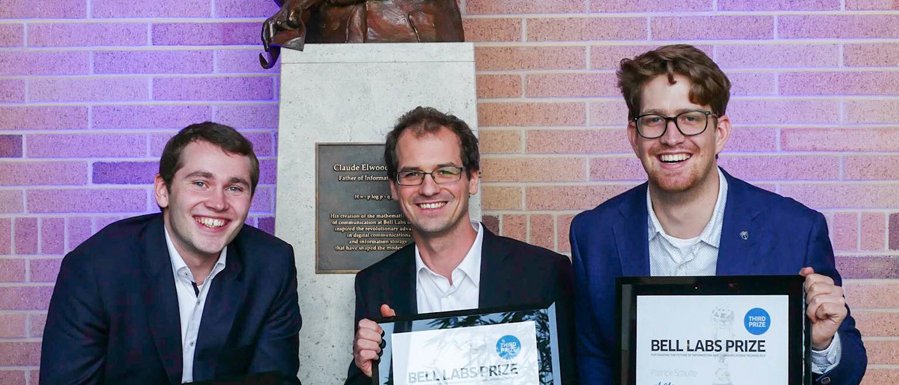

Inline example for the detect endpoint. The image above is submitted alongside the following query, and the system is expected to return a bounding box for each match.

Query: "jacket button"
[820,377,831,384]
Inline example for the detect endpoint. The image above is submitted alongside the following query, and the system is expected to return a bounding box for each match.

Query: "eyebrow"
[398,163,461,171]
[184,171,249,186]
[640,108,703,116]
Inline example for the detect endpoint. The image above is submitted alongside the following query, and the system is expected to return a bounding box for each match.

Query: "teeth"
[660,154,690,162]
[419,202,446,209]
[197,217,225,228]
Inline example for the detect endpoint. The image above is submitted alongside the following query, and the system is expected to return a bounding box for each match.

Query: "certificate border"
[616,275,810,385]
[373,302,562,385]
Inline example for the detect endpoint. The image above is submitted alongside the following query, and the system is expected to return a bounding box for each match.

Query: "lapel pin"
[740,231,749,241]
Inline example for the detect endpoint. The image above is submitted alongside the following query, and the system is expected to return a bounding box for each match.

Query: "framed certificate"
[617,276,809,385]
[374,303,562,385]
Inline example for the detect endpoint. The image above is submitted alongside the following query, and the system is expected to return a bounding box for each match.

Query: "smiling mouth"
[195,216,226,228]
[418,202,446,209]
[659,154,691,163]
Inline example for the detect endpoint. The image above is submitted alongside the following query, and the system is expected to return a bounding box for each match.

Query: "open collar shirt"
[414,222,483,314]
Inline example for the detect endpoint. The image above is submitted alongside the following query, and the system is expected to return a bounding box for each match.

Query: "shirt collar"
[647,167,729,247]
[414,222,483,288]
[164,225,227,283]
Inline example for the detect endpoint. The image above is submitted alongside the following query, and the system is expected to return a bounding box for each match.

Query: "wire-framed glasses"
[395,166,465,186]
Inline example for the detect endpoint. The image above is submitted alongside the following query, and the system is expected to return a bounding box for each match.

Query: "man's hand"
[800,267,847,350]
[353,304,396,377]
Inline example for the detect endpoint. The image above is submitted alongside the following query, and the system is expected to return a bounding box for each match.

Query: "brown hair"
[159,121,260,194]
[384,106,479,181]
[617,44,731,120]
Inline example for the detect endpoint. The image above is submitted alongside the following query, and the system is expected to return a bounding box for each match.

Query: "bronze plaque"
[316,143,413,273]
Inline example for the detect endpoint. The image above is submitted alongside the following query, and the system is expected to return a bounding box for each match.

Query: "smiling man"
[569,45,866,385]
[344,107,577,385]
[41,122,302,385]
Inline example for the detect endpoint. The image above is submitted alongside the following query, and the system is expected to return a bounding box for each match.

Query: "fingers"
[799,266,815,277]
[380,304,396,318]
[803,273,846,323]
[353,318,384,378]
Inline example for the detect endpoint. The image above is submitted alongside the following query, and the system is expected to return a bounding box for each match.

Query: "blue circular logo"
[496,335,521,360]
[744,308,771,335]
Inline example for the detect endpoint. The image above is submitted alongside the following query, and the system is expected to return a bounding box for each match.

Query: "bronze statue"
[260,0,465,68]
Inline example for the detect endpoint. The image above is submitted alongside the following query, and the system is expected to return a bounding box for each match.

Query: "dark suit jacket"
[569,169,867,385]
[40,213,302,385]
[344,226,577,385]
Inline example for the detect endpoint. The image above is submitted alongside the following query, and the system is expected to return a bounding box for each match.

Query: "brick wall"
[1,0,897,383]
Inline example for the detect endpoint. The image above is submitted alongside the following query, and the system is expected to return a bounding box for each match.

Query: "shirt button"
[189,341,195,347]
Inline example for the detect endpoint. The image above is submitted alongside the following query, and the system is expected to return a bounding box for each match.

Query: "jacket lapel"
[478,228,512,309]
[716,170,765,275]
[141,215,182,385]
[390,245,418,316]
[615,183,651,276]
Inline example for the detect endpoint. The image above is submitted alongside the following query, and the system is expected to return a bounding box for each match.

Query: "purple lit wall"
[2,0,899,383]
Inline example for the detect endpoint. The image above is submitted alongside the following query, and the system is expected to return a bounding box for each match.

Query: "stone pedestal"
[274,43,478,383]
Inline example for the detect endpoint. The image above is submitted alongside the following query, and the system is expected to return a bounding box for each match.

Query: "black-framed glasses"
[395,166,465,186]
[633,110,717,139]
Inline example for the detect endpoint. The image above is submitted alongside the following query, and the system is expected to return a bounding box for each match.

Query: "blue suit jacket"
[569,170,866,385]
[40,214,303,385]
[344,227,578,385]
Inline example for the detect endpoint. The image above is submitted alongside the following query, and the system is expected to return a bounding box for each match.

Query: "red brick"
[846,156,899,180]
[0,79,25,102]
[783,128,899,152]
[475,46,586,71]
[590,0,711,11]
[152,22,257,46]
[892,214,899,250]
[726,127,778,152]
[95,50,213,74]
[589,157,645,181]
[479,129,522,154]
[527,184,634,210]
[0,162,87,186]
[526,73,618,98]
[27,189,147,213]
[249,186,274,214]
[862,369,899,385]
[0,259,26,282]
[30,77,149,102]
[652,16,773,40]
[0,51,89,76]
[0,191,24,214]
[41,218,65,255]
[829,212,858,252]
[866,340,899,365]
[846,100,899,124]
[14,218,37,255]
[844,43,899,67]
[717,155,839,181]
[215,0,279,17]
[1,0,85,18]
[466,0,584,14]
[0,287,53,310]
[557,214,574,253]
[529,214,555,250]
[0,106,87,130]
[844,281,899,308]
[527,129,630,154]
[215,49,276,74]
[481,186,522,210]
[719,0,839,10]
[213,104,279,129]
[0,219,10,254]
[28,23,147,47]
[478,102,586,127]
[482,215,499,234]
[780,72,899,96]
[526,17,645,42]
[727,72,776,96]
[500,214,527,242]
[27,134,145,158]
[462,18,521,42]
[853,310,899,336]
[715,44,839,69]
[591,45,659,70]
[30,313,47,338]
[481,158,585,182]
[860,213,886,251]
[727,100,839,124]
[94,0,209,17]
[846,0,899,9]
[67,217,93,252]
[780,183,899,209]
[93,105,211,129]
[31,258,62,283]
[779,15,899,39]
[477,74,522,99]
[588,101,628,126]
[153,76,274,101]
[0,342,40,365]
[0,314,27,338]
[0,24,24,47]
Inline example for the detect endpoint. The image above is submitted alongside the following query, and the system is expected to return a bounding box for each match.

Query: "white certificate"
[636,294,790,385]
[390,321,541,385]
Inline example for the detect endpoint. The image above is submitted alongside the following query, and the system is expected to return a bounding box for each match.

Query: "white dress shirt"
[646,168,840,373]
[164,228,227,383]
[415,222,483,313]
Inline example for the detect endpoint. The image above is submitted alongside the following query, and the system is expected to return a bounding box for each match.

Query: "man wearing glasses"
[344,106,577,385]
[569,45,866,385]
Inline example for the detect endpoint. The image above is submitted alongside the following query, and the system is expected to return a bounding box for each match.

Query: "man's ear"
[714,114,731,155]
[154,174,170,209]
[627,121,639,155]
[468,169,479,196]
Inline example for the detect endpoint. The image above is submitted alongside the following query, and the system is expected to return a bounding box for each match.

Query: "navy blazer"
[569,169,866,385]
[344,226,577,385]
[40,214,302,385]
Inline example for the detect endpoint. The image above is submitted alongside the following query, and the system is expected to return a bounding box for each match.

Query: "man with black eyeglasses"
[569,45,867,385]
[343,106,577,385]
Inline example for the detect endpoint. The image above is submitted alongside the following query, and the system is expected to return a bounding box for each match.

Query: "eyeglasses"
[395,166,465,186]
[633,110,717,139]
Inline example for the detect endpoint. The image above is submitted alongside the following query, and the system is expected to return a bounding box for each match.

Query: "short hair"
[617,44,731,120]
[384,106,479,181]
[158,121,260,194]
